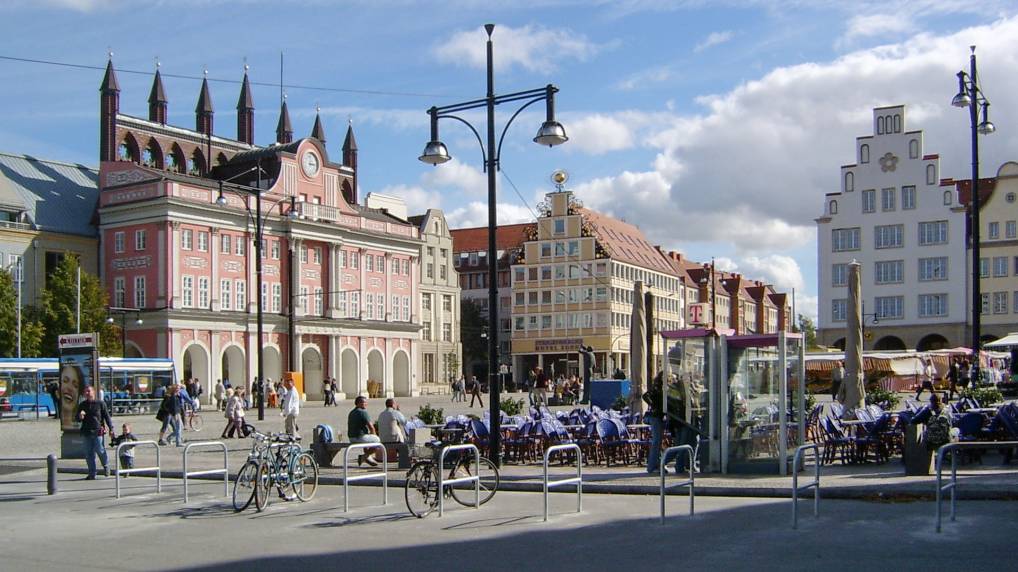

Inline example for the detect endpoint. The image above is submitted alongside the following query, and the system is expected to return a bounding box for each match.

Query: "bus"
[0,357,177,418]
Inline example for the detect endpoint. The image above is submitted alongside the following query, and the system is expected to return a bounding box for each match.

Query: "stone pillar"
[385,253,393,321]
[329,243,342,318]
[329,334,344,400]
[170,222,181,309]
[210,228,219,311]
[291,238,304,318]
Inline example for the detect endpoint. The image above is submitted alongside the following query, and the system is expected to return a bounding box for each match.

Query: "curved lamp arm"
[495,96,545,169]
[437,113,488,169]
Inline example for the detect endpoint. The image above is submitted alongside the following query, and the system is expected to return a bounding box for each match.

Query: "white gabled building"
[816,105,967,351]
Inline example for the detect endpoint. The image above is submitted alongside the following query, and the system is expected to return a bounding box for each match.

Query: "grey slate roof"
[0,152,99,237]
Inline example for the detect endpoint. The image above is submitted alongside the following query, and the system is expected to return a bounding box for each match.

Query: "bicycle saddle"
[424,439,444,449]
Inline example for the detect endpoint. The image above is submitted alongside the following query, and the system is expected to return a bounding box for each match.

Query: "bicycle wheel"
[404,461,438,518]
[450,456,499,507]
[254,460,272,512]
[189,413,203,431]
[291,452,319,501]
[232,461,259,512]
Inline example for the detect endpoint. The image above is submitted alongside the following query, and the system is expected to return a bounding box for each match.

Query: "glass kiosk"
[661,329,805,475]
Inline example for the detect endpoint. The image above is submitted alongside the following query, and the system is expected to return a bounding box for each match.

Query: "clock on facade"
[301,151,320,177]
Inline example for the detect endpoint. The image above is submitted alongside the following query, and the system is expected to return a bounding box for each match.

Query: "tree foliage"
[35,255,119,356]
[460,299,488,370]
[797,314,819,350]
[0,268,44,357]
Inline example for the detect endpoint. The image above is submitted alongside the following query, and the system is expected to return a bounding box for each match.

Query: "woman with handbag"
[220,388,237,438]
[231,390,248,438]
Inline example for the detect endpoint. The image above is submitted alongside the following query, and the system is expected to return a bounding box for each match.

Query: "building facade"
[0,153,99,309]
[451,223,531,380]
[817,105,967,351]
[967,162,1018,342]
[409,209,461,391]
[96,60,422,401]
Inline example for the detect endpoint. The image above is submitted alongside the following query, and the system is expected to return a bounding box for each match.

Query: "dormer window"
[860,144,870,164]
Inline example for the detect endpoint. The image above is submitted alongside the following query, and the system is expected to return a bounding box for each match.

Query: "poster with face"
[58,333,99,432]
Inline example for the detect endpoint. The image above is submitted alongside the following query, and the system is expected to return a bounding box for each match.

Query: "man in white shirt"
[377,398,407,443]
[280,378,300,438]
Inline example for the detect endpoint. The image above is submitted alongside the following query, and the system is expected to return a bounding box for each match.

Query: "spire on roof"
[148,64,168,124]
[342,118,357,152]
[310,105,326,144]
[236,64,254,111]
[195,70,214,113]
[276,95,293,144]
[100,56,120,93]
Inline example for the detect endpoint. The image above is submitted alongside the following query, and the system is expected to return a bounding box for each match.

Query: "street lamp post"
[419,24,568,466]
[216,164,297,421]
[860,301,879,349]
[952,46,995,380]
[105,307,143,357]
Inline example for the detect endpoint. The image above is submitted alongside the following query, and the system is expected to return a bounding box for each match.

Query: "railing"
[437,444,480,517]
[114,440,161,499]
[0,455,57,495]
[182,441,229,503]
[660,445,695,524]
[792,443,820,529]
[543,444,582,522]
[936,440,1018,533]
[341,443,388,512]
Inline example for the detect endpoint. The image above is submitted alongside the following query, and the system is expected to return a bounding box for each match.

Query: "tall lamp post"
[952,46,995,380]
[215,166,297,421]
[419,23,568,466]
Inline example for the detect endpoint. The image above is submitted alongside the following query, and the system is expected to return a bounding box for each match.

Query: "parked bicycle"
[253,433,319,511]
[233,431,270,512]
[184,406,203,431]
[404,439,499,518]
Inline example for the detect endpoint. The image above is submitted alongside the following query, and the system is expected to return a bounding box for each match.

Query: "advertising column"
[58,332,100,458]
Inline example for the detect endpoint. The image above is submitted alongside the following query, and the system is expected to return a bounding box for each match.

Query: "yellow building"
[973,161,1018,341]
[510,188,684,378]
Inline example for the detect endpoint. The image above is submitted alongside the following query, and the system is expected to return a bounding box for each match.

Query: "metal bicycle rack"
[792,443,820,529]
[660,444,695,524]
[437,443,480,517]
[543,443,583,522]
[114,440,161,499]
[936,440,1018,533]
[341,443,389,512]
[182,441,229,503]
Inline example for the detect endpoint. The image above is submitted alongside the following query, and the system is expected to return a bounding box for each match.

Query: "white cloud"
[445,202,534,228]
[563,114,636,155]
[837,14,915,49]
[372,184,442,215]
[615,66,672,91]
[735,254,805,293]
[420,159,487,197]
[694,30,734,53]
[434,24,600,73]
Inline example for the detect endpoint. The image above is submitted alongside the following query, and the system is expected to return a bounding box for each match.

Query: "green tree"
[444,351,461,381]
[35,255,119,357]
[460,299,488,373]
[0,268,44,357]
[797,314,819,350]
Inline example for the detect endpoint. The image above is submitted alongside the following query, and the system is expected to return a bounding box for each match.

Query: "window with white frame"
[300,247,308,264]
[339,250,347,268]
[862,190,876,213]
[220,280,231,310]
[182,229,193,250]
[402,259,409,275]
[443,295,452,313]
[541,243,551,257]
[422,293,432,311]
[350,292,359,318]
[981,293,990,315]
[918,221,948,245]
[314,247,322,265]
[376,255,384,272]
[337,291,347,315]
[994,256,1008,277]
[881,188,896,211]
[114,231,125,253]
[423,321,432,340]
[874,296,903,319]
[271,241,280,260]
[376,295,384,320]
[832,228,860,251]
[901,186,916,210]
[875,224,903,249]
[197,231,208,252]
[1014,291,1018,314]
[132,276,145,308]
[874,260,904,284]
[272,284,282,312]
[235,236,245,256]
[261,283,268,311]
[114,277,125,307]
[994,291,1008,314]
[918,257,948,281]
[554,219,565,235]
[300,286,309,314]
[989,222,1000,240]
[832,263,848,287]
[314,288,323,315]
[365,254,373,272]
[980,258,989,278]
[221,234,231,254]
[392,295,399,320]
[1008,221,1017,239]
[918,293,948,317]
[403,296,410,321]
[365,293,374,319]
[182,276,194,307]
[440,264,447,280]
[235,280,245,311]
[198,277,209,308]
[832,299,847,322]
[351,252,359,269]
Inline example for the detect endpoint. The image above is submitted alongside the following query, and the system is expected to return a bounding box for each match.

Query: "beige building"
[409,209,462,391]
[0,153,99,310]
[510,189,684,378]
[970,161,1018,342]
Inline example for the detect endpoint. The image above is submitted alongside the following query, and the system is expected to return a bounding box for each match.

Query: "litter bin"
[903,423,932,476]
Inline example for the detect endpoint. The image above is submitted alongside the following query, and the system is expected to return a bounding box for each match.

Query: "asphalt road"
[0,468,1013,572]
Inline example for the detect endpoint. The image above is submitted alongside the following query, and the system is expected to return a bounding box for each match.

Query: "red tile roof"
[954,177,997,206]
[577,207,673,273]
[451,223,534,254]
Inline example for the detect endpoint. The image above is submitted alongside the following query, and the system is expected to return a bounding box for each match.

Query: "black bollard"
[47,454,57,495]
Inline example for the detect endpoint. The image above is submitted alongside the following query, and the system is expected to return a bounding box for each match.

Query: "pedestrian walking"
[214,379,226,411]
[915,357,936,400]
[469,375,484,408]
[232,390,248,437]
[157,385,183,446]
[534,367,549,406]
[76,385,114,479]
[323,378,332,407]
[329,378,339,406]
[280,378,300,438]
[831,361,844,400]
[947,358,960,402]
[110,423,138,472]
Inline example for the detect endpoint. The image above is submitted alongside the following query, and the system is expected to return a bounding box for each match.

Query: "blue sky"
[3,0,1018,323]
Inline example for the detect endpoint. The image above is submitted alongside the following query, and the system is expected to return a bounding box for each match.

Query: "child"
[111,423,138,473]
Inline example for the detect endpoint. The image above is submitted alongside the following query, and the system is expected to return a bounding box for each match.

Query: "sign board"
[58,333,99,350]
[687,303,709,326]
[534,338,584,353]
[58,332,100,459]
